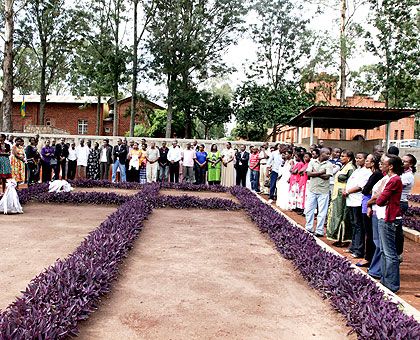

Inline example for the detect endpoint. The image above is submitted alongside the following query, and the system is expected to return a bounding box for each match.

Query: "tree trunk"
[113,84,118,136]
[96,95,101,135]
[204,125,209,139]
[339,0,346,106]
[184,109,192,138]
[130,0,138,137]
[2,0,14,132]
[39,46,47,125]
[165,75,175,138]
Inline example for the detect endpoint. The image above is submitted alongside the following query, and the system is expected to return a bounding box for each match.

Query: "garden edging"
[255,193,420,323]
[403,227,420,244]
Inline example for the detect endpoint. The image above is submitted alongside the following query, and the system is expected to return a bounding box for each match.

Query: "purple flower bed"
[38,191,131,206]
[67,179,144,190]
[0,197,153,339]
[230,186,420,339]
[160,182,228,192]
[408,194,420,203]
[403,217,420,232]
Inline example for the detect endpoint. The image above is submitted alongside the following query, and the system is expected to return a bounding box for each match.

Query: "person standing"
[87,142,101,180]
[221,142,235,186]
[305,148,333,237]
[342,152,371,258]
[194,144,207,184]
[9,138,25,188]
[287,152,304,210]
[181,142,196,184]
[0,134,12,192]
[76,139,90,179]
[167,140,182,183]
[158,141,169,182]
[100,139,112,181]
[327,150,356,247]
[267,144,283,204]
[249,146,260,192]
[55,138,69,179]
[146,142,160,183]
[112,138,127,182]
[375,154,403,293]
[40,139,55,182]
[128,142,141,182]
[67,143,77,180]
[329,147,342,195]
[258,142,271,194]
[235,145,249,187]
[25,137,41,186]
[276,150,294,210]
[125,140,135,182]
[207,144,222,185]
[49,139,60,180]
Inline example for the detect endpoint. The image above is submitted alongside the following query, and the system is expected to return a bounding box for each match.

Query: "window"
[340,129,346,140]
[46,118,51,126]
[394,130,398,140]
[78,120,88,135]
[401,130,405,140]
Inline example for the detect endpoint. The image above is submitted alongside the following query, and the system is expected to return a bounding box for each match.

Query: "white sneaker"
[268,199,273,204]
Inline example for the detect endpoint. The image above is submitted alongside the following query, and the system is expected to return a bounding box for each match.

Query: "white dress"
[276,160,292,210]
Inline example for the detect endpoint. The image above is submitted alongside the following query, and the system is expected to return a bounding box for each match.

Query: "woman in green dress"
[207,144,222,185]
[326,150,356,247]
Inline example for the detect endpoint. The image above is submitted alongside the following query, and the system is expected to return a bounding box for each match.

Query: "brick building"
[6,95,163,136]
[275,77,415,143]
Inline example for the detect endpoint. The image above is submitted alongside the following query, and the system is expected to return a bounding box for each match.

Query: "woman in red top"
[296,152,312,214]
[373,154,403,293]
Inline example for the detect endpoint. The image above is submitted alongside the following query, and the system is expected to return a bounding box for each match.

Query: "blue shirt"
[267,150,283,173]
[196,151,207,164]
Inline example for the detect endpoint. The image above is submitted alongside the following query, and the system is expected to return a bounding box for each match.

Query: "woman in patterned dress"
[296,152,312,213]
[207,144,222,185]
[10,137,26,187]
[287,152,304,210]
[0,134,12,193]
[139,143,148,184]
[87,142,101,180]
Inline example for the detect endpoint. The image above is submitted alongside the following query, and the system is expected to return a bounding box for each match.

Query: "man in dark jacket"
[235,145,249,187]
[112,138,127,182]
[54,138,69,179]
[99,139,112,180]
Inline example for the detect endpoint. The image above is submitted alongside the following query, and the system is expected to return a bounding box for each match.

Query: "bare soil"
[0,203,117,310]
[159,189,239,203]
[73,187,140,196]
[77,208,355,339]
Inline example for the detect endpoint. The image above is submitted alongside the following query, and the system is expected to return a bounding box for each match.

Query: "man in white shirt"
[167,140,182,183]
[146,141,160,183]
[342,152,371,258]
[182,142,196,183]
[67,142,77,180]
[76,139,90,179]
[258,142,272,194]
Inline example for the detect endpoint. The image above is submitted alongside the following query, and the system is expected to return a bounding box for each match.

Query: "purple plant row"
[67,179,144,190]
[229,186,420,339]
[403,217,420,233]
[160,182,229,192]
[408,194,420,203]
[148,194,240,210]
[0,196,153,339]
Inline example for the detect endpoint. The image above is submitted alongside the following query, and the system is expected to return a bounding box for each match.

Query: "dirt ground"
[77,208,355,340]
[159,189,239,203]
[0,203,117,311]
[73,187,140,196]
[268,199,420,311]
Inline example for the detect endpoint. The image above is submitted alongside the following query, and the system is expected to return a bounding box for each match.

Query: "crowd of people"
[265,140,416,294]
[0,134,417,293]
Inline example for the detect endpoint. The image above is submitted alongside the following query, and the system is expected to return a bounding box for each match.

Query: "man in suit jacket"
[235,145,249,187]
[112,138,127,182]
[99,139,113,180]
[54,138,69,179]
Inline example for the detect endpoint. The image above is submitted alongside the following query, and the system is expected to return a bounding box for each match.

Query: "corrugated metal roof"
[3,95,111,104]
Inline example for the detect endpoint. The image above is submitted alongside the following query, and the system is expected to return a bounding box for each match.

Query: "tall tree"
[146,0,246,138]
[16,0,82,125]
[355,0,420,108]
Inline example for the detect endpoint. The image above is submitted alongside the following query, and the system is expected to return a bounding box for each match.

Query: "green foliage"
[233,81,315,140]
[355,0,420,107]
[230,123,268,142]
[127,124,149,137]
[147,109,191,139]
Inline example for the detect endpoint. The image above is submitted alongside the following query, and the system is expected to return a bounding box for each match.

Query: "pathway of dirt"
[73,187,140,196]
[0,203,116,310]
[77,208,355,339]
[159,189,239,203]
